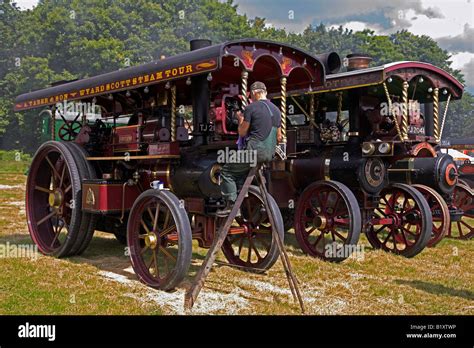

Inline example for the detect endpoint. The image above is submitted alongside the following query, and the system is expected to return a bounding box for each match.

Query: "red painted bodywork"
[82,181,141,214]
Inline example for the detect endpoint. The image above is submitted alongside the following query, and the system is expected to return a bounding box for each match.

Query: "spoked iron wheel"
[294,180,362,262]
[413,184,450,247]
[127,189,192,290]
[446,184,474,239]
[63,142,97,255]
[220,186,284,273]
[366,183,432,257]
[26,141,84,257]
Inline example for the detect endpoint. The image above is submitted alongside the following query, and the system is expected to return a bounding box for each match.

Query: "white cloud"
[13,0,38,10]
[407,0,474,38]
[451,52,474,69]
[462,58,474,87]
[329,21,384,33]
[437,23,474,53]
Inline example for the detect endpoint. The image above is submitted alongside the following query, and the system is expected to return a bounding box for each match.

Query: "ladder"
[184,164,305,313]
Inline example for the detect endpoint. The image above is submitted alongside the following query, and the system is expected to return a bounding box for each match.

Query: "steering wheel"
[58,121,83,141]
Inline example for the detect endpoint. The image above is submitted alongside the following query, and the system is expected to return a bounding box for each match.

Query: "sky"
[13,0,474,91]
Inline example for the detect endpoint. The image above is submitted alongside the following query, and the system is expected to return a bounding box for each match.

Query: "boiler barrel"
[388,154,457,194]
[169,153,222,199]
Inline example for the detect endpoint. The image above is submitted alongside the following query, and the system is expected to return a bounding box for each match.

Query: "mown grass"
[0,150,31,173]
[0,173,472,315]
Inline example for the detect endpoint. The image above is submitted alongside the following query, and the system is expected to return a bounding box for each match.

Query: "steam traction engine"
[270,53,468,260]
[16,39,337,290]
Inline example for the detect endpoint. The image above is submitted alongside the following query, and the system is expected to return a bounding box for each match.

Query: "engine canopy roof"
[14,39,326,112]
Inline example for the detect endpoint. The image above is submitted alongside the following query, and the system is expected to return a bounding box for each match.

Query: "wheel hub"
[144,232,158,249]
[404,211,420,224]
[48,189,63,209]
[313,215,328,229]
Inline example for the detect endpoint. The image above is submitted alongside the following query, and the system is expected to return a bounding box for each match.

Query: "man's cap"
[250,81,267,91]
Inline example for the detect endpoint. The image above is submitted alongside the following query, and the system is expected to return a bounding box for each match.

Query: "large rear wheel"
[220,186,284,273]
[63,142,98,255]
[26,141,84,257]
[127,189,192,290]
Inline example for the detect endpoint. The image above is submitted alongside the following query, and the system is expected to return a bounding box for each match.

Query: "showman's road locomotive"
[16,39,353,290]
[15,38,472,291]
[266,53,471,260]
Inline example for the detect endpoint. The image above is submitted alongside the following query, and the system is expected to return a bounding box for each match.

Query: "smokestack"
[314,52,341,74]
[346,53,372,71]
[190,39,212,146]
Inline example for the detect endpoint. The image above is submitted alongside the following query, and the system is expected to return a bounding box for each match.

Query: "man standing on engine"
[217,81,282,216]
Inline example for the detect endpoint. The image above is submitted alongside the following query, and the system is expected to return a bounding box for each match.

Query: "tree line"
[0,0,472,152]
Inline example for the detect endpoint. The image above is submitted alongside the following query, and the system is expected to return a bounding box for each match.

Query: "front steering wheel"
[58,121,82,141]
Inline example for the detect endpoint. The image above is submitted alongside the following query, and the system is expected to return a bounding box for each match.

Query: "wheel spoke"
[237,235,245,257]
[372,224,388,235]
[159,246,176,262]
[305,226,316,236]
[153,203,160,232]
[457,221,463,237]
[140,219,151,234]
[247,240,252,263]
[400,228,409,246]
[459,220,473,231]
[382,229,393,245]
[153,249,159,278]
[50,221,63,247]
[333,230,347,242]
[159,224,177,238]
[45,155,61,180]
[37,211,56,226]
[402,227,418,237]
[312,232,324,247]
[35,185,52,194]
[163,210,170,228]
[141,244,149,255]
[250,239,262,260]
[147,253,155,270]
[59,163,67,189]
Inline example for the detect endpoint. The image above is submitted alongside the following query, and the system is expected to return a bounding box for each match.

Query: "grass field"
[0,172,473,315]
